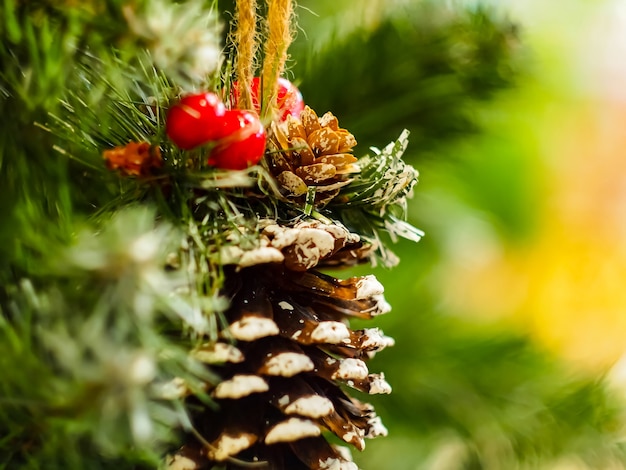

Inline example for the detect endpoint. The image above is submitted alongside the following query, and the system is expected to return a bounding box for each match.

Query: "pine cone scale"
[289,438,358,470]
[295,163,337,184]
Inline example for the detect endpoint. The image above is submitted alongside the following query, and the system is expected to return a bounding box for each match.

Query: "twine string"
[234,0,258,111]
[261,0,294,119]
[233,0,294,120]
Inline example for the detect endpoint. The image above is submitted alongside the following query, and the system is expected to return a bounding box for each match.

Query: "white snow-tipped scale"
[367,373,392,395]
[318,457,359,470]
[265,418,321,444]
[311,321,351,344]
[192,342,244,364]
[228,316,279,341]
[208,433,258,461]
[365,415,388,439]
[331,358,369,380]
[370,294,392,316]
[354,275,384,299]
[212,374,269,399]
[262,352,314,377]
[284,395,335,418]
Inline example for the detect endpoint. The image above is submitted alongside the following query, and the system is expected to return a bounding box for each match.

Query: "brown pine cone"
[165,218,394,469]
[166,265,391,470]
[266,106,359,207]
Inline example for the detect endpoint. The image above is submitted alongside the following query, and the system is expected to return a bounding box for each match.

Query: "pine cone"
[168,223,393,470]
[267,106,359,207]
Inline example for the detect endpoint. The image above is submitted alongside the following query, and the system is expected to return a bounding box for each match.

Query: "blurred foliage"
[345,245,626,469]
[1,1,222,467]
[0,0,139,286]
[292,1,521,153]
[293,0,626,468]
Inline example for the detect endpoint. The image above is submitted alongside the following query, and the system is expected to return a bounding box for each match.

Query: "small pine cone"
[267,106,359,207]
[173,263,392,470]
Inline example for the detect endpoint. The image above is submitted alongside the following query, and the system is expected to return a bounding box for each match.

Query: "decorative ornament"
[166,92,226,150]
[102,141,163,177]
[272,77,305,120]
[232,77,305,121]
[276,77,305,120]
[207,110,266,170]
[111,0,420,468]
[168,221,392,470]
[267,105,358,206]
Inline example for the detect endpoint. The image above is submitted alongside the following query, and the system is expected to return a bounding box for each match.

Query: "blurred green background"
[290,0,626,468]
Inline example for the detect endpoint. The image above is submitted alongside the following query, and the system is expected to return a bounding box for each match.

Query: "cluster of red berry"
[166,78,303,170]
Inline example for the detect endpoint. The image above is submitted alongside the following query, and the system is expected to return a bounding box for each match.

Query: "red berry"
[231,77,304,121]
[208,110,266,170]
[274,77,305,120]
[166,92,226,150]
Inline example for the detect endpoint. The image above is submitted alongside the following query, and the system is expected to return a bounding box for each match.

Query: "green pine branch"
[0,207,217,469]
[324,129,423,267]
[292,1,522,155]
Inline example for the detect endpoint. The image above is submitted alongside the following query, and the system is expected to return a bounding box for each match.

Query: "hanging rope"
[261,0,294,119]
[234,0,258,110]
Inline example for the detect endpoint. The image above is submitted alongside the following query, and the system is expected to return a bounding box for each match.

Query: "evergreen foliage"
[292,1,521,153]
